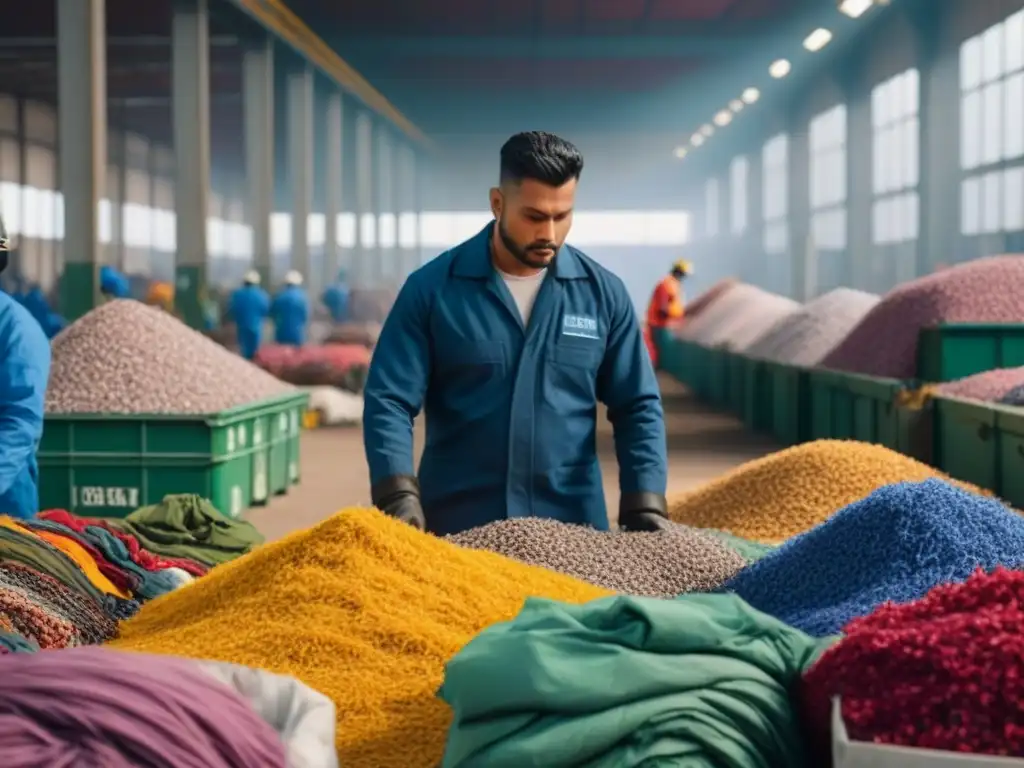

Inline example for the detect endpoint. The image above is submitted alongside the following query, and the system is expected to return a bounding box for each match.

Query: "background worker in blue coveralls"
[0,214,51,520]
[363,131,669,536]
[99,265,130,300]
[271,270,310,346]
[227,270,270,360]
[322,270,350,324]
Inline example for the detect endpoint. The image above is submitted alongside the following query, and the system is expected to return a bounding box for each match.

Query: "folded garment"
[439,593,834,768]
[196,660,338,768]
[42,509,208,576]
[106,494,263,567]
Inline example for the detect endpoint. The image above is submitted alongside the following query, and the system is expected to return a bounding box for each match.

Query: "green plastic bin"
[932,396,1024,508]
[39,392,309,519]
[741,357,773,434]
[807,369,932,461]
[917,323,1024,383]
[767,362,811,446]
[726,353,746,416]
[706,348,731,408]
[267,402,306,492]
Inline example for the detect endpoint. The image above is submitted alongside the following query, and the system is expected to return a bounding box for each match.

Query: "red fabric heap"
[40,510,208,577]
[801,567,1024,757]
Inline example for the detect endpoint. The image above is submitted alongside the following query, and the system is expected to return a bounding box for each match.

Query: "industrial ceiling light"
[691,133,706,147]
[673,146,688,159]
[838,0,873,18]
[714,110,733,127]
[741,87,760,104]
[730,99,745,112]
[803,27,833,52]
[700,124,715,137]
[769,58,791,78]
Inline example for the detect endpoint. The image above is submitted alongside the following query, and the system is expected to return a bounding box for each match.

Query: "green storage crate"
[767,362,811,446]
[267,401,306,492]
[706,348,731,408]
[932,396,1024,508]
[918,323,1024,383]
[807,369,932,461]
[726,352,746,416]
[39,392,309,519]
[673,340,710,399]
[741,357,773,434]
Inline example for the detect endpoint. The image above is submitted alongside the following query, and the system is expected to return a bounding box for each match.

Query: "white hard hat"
[285,270,303,286]
[244,270,261,285]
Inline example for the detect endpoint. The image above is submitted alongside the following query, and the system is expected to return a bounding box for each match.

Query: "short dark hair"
[499,131,584,187]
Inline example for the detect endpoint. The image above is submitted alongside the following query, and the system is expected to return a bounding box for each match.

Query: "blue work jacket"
[0,292,50,520]
[271,287,310,346]
[363,223,667,536]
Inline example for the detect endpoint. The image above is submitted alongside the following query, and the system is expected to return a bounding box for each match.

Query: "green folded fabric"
[439,593,835,768]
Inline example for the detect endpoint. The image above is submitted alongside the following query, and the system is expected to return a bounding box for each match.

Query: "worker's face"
[490,178,576,270]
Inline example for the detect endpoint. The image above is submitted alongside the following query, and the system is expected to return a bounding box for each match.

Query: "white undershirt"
[498,268,547,326]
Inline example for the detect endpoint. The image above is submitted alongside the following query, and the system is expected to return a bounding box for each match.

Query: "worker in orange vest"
[645,259,692,367]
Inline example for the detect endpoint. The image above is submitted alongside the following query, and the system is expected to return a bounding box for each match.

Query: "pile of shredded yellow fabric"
[668,439,989,542]
[108,508,609,768]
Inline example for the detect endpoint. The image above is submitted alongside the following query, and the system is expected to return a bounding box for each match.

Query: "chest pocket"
[434,341,508,412]
[544,339,603,410]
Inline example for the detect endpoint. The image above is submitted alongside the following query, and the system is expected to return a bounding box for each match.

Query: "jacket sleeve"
[362,274,432,485]
[597,278,667,496]
[0,320,50,498]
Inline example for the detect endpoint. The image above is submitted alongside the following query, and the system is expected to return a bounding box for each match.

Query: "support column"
[171,0,211,328]
[843,64,873,291]
[243,35,274,288]
[287,65,314,288]
[376,127,395,288]
[354,111,374,288]
[57,0,106,321]
[916,2,955,274]
[787,99,811,301]
[323,90,343,287]
[395,143,417,280]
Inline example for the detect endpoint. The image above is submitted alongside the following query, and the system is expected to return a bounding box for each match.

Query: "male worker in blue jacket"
[228,270,270,360]
[271,270,310,346]
[0,216,50,519]
[322,270,350,324]
[363,131,669,536]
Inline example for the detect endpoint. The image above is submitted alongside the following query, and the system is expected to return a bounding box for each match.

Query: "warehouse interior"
[3,0,1024,764]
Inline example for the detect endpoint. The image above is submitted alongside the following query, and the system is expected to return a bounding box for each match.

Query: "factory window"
[762,133,789,255]
[151,208,175,252]
[705,178,720,238]
[730,157,749,235]
[397,212,418,249]
[809,103,848,250]
[306,214,326,247]
[334,213,355,248]
[415,210,690,249]
[960,9,1024,234]
[871,68,920,245]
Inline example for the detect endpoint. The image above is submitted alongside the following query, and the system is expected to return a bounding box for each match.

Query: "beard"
[498,216,557,270]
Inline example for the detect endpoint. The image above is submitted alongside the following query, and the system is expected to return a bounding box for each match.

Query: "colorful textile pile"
[0,646,291,767]
[0,494,261,651]
[720,478,1024,636]
[802,567,1024,757]
[108,508,610,768]
[439,593,833,768]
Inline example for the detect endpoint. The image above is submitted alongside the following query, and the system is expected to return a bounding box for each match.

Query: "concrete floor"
[244,375,780,541]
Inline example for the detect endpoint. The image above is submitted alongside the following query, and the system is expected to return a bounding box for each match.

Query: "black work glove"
[618,491,672,532]
[371,475,426,531]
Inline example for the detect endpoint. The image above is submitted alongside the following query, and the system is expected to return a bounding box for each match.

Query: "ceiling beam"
[332,32,762,60]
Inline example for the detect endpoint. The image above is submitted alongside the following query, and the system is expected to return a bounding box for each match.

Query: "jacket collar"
[450,222,586,280]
